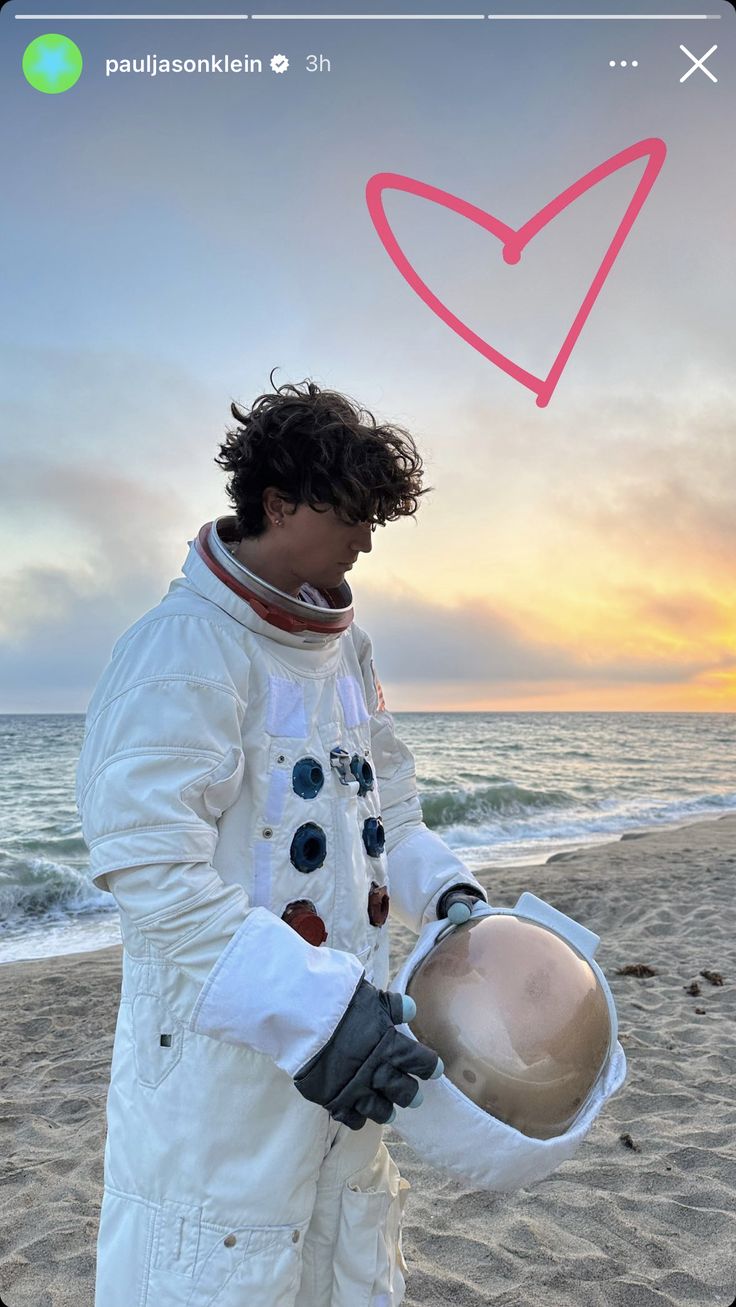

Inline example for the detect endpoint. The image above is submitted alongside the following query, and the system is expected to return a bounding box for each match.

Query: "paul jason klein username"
[106,54,281,76]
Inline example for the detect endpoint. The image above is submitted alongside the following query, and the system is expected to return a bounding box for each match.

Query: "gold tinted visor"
[406,913,613,1140]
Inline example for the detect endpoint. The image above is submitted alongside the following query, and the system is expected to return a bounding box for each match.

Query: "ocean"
[0,711,733,965]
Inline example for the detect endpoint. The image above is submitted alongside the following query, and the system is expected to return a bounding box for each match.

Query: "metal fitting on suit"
[329,747,352,787]
[292,757,325,800]
[282,899,329,946]
[367,882,390,926]
[350,754,374,797]
[290,822,327,873]
[362,816,385,858]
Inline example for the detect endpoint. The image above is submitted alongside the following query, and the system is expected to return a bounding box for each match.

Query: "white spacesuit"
[75,514,486,1307]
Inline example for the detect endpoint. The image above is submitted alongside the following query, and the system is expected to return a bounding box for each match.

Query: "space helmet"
[389,892,627,1193]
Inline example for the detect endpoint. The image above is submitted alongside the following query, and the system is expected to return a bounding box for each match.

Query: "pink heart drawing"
[365,138,667,408]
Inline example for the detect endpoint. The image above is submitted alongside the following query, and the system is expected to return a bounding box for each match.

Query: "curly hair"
[214,371,433,538]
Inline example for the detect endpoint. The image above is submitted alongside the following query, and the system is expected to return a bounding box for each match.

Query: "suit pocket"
[145,1201,308,1307]
[132,993,184,1088]
[332,1143,411,1307]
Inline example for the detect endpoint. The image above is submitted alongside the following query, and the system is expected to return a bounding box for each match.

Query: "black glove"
[293,976,443,1131]
[436,883,488,924]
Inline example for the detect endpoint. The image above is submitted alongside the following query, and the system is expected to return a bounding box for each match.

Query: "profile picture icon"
[23,33,83,94]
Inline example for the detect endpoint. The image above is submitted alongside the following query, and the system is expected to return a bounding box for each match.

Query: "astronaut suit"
[75,515,486,1307]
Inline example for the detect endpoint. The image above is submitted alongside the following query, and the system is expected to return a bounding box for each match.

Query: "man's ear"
[263,487,291,525]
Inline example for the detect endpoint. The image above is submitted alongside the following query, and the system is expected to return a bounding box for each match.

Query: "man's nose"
[355,523,374,552]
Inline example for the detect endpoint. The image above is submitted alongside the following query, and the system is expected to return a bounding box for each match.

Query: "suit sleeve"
[351,620,487,935]
[75,614,364,1077]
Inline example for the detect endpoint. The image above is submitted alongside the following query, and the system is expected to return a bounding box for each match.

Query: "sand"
[1,814,735,1306]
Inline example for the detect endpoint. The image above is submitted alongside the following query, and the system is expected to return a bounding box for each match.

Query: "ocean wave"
[6,833,88,856]
[638,790,736,822]
[435,789,736,856]
[0,856,112,928]
[420,781,581,828]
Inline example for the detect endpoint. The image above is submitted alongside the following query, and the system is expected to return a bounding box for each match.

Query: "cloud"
[0,342,288,707]
[621,587,733,638]
[1,554,725,714]
[0,564,148,711]
[355,584,718,687]
[0,457,210,707]
[0,459,189,560]
[551,386,736,563]
[0,451,203,662]
[0,341,221,459]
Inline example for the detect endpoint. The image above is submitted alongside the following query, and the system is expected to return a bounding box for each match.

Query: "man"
[76,375,487,1306]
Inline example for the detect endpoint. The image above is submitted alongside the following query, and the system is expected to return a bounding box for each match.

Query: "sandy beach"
[1,814,734,1306]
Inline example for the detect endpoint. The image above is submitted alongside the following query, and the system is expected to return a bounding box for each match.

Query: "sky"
[0,0,734,712]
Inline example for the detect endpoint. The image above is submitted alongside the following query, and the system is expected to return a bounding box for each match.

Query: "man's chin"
[307,567,348,592]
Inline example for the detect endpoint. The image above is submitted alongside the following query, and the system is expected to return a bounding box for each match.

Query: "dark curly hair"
[214,371,433,538]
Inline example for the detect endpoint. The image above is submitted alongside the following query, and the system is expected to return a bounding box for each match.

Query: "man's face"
[285,500,375,589]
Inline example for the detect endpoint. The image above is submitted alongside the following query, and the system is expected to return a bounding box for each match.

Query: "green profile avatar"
[23,34,82,94]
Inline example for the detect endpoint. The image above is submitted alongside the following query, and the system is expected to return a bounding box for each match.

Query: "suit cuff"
[189,906,366,1077]
[436,883,488,921]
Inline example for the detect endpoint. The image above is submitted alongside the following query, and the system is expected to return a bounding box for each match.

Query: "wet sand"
[1,814,735,1305]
